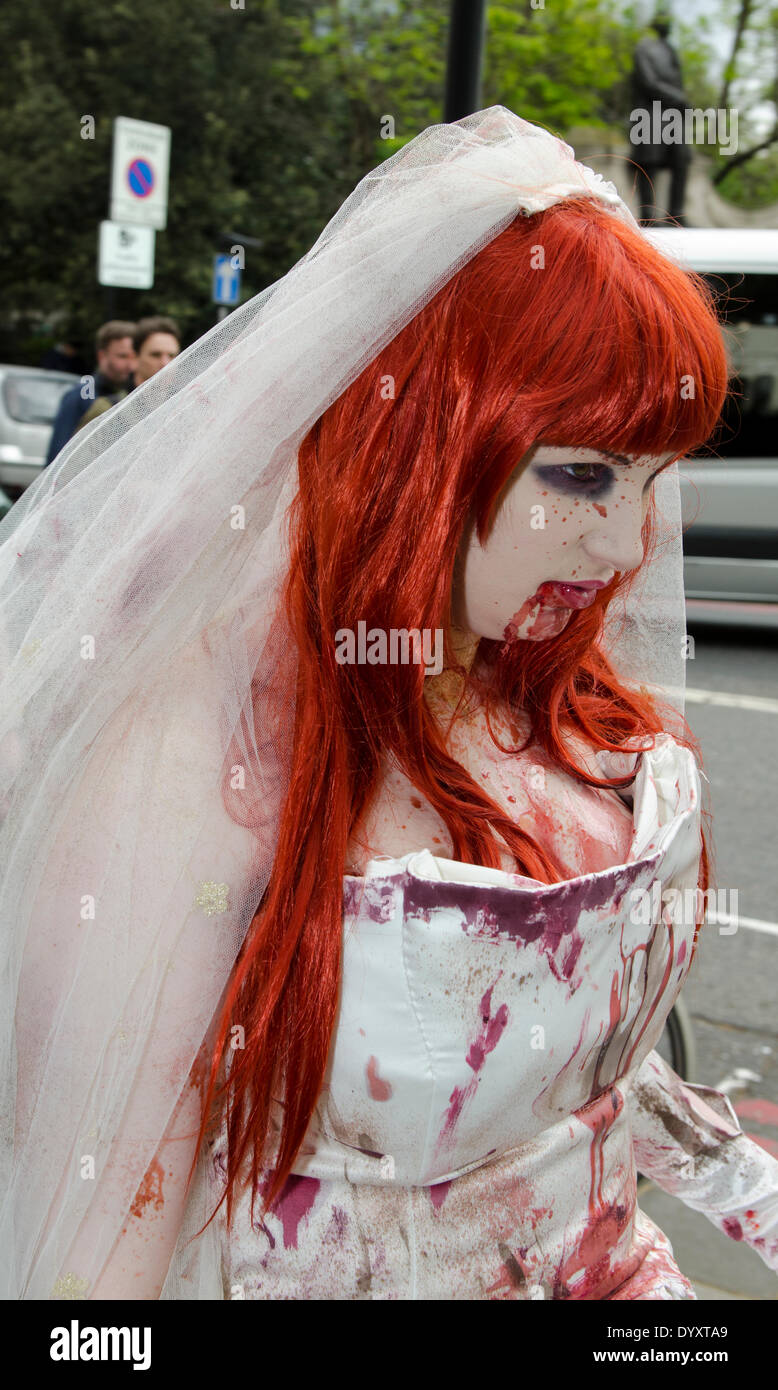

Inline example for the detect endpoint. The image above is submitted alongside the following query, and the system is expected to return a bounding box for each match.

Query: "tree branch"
[712,124,778,183]
[718,0,755,112]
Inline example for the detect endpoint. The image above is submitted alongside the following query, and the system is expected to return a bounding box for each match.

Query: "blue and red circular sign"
[126,158,155,199]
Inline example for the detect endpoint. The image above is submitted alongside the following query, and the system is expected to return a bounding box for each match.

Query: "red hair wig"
[194,194,729,1228]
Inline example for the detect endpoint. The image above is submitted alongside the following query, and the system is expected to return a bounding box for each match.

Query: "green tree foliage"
[710,0,778,204]
[0,0,774,362]
[0,0,450,354]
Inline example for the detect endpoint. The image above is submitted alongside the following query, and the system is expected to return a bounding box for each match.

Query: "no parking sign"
[110,117,171,230]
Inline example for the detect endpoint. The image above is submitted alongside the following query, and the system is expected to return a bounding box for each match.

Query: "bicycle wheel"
[636,996,697,1192]
[655,995,696,1084]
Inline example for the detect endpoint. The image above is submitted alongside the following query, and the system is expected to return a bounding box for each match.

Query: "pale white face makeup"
[452,445,676,645]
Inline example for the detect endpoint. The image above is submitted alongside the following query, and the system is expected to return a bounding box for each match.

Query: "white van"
[644,228,778,611]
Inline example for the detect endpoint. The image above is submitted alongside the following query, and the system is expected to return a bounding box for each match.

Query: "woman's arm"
[629,1049,778,1272]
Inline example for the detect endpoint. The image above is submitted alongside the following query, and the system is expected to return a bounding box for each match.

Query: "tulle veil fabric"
[0,106,689,1299]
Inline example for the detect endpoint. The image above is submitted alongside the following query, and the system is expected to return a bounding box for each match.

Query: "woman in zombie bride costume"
[1,108,777,1302]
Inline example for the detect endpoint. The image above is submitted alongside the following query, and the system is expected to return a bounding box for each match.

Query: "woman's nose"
[580,498,646,576]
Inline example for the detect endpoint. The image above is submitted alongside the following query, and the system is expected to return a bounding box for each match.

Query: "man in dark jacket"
[45,320,137,464]
[72,316,181,437]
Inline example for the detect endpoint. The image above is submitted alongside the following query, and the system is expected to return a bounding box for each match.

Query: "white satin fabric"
[207,733,777,1299]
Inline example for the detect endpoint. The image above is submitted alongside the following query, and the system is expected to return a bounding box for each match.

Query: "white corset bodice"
[285,732,700,1184]
[209,733,707,1298]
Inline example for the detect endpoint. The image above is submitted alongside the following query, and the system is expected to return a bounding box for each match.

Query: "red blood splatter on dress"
[437,980,509,1150]
[429,1179,452,1210]
[366,1055,393,1101]
[266,1174,321,1250]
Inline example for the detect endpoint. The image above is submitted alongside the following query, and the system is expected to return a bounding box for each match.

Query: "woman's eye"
[563,463,600,482]
[534,462,614,498]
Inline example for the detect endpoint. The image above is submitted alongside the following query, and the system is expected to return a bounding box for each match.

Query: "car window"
[706,272,778,458]
[1,375,74,425]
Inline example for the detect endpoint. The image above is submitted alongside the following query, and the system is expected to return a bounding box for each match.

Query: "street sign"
[110,117,171,230]
[98,220,155,289]
[212,254,241,306]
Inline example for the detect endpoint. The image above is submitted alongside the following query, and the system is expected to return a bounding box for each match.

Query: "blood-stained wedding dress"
[209,717,777,1300]
[0,107,776,1302]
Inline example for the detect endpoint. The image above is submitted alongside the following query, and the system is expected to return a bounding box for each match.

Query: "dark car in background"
[645,228,778,617]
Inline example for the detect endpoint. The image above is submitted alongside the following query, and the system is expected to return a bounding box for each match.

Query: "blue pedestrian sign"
[212,254,241,306]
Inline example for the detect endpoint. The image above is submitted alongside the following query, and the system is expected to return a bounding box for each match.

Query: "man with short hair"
[45,321,137,464]
[72,317,182,439]
[132,317,181,386]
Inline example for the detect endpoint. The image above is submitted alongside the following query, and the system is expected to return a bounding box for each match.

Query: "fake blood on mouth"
[502,594,569,645]
[536,581,601,610]
[502,582,600,648]
[525,604,571,638]
[502,593,538,644]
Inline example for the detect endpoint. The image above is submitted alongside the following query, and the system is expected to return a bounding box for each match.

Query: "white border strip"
[685,687,778,715]
[640,682,778,715]
[706,911,778,938]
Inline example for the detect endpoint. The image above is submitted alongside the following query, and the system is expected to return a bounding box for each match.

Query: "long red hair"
[194,195,729,1227]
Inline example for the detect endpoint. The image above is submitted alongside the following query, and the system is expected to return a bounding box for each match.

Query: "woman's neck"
[423,625,482,728]
[448,625,481,674]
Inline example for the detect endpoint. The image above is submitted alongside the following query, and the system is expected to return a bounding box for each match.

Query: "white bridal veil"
[0,107,690,1299]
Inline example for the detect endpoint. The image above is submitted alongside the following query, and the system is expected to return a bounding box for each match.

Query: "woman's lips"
[536,580,605,610]
[501,580,608,647]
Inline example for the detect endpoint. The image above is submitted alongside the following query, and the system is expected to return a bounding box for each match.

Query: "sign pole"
[444,0,486,121]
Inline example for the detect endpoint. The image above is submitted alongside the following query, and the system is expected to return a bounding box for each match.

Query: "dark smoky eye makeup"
[532,459,670,499]
[532,461,615,499]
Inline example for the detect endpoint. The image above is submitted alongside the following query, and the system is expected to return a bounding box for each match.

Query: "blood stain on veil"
[130,1156,165,1219]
